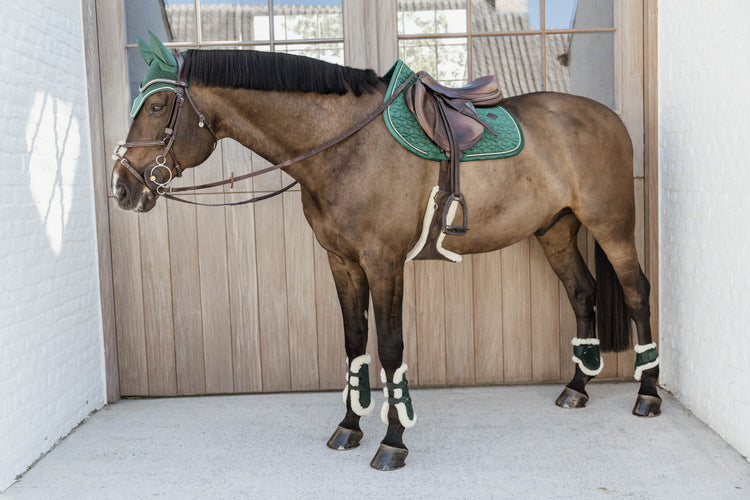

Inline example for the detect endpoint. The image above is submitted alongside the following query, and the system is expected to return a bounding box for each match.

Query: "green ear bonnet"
[130,31,184,118]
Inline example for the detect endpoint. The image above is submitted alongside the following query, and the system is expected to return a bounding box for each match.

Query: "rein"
[116,59,417,208]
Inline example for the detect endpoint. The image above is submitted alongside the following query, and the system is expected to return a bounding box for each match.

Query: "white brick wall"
[659,1,750,460]
[0,0,106,490]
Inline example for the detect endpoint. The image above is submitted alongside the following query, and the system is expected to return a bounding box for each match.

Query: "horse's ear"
[135,34,154,65]
[147,30,176,72]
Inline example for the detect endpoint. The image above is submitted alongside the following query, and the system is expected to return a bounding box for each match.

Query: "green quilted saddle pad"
[382,59,524,162]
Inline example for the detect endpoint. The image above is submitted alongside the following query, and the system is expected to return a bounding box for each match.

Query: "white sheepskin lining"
[406,186,462,263]
[380,364,417,428]
[634,343,659,381]
[570,337,604,376]
[342,354,374,416]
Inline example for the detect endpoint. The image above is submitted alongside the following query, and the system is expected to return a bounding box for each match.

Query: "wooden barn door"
[95,0,651,397]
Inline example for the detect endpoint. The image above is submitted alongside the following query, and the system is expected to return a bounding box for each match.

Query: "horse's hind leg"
[592,234,661,417]
[535,212,600,408]
[325,252,374,450]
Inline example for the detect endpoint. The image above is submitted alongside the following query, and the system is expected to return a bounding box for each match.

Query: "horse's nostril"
[114,184,128,201]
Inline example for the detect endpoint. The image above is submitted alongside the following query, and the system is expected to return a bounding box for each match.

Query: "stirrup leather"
[342,354,374,416]
[380,364,417,428]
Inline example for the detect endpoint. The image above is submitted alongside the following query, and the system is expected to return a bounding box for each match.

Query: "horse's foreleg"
[535,214,600,408]
[364,261,412,470]
[325,252,373,450]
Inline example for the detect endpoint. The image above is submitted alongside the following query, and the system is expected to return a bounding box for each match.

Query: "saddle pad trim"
[383,60,524,162]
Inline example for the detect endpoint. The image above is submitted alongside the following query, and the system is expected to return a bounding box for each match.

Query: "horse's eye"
[150,104,165,114]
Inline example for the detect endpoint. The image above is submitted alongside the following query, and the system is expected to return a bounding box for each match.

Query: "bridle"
[114,54,417,208]
[113,52,218,195]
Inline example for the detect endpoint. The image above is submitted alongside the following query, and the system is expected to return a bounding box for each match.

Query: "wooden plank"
[283,191,320,391]
[617,0,645,177]
[138,202,177,396]
[252,151,282,193]
[167,187,206,395]
[314,242,344,391]
[222,139,254,193]
[254,194,292,392]
[108,199,148,396]
[414,261,447,386]
[530,237,560,382]
[501,239,532,382]
[343,0,378,69]
[472,251,504,384]
[196,193,234,393]
[444,257,475,385]
[193,144,225,194]
[84,0,119,402]
[225,193,263,393]
[644,0,659,345]
[375,0,399,73]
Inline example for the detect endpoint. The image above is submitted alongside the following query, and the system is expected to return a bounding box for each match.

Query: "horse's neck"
[200,86,384,168]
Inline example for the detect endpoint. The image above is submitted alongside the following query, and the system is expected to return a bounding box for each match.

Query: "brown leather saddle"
[405,71,503,236]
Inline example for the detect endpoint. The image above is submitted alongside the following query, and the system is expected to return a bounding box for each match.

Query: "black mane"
[184,49,383,96]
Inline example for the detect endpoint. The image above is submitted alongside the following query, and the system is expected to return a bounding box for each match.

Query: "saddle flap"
[405,80,487,152]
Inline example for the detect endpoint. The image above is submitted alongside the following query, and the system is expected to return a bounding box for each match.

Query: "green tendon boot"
[380,363,416,428]
[343,354,374,415]
[571,338,604,376]
[634,343,659,381]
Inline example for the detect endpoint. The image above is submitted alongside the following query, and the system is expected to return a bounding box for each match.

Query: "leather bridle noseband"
[113,52,218,195]
[114,54,417,207]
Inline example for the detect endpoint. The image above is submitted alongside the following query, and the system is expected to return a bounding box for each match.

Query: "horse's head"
[112,32,216,212]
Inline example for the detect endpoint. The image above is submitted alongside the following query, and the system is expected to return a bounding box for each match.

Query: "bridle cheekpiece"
[113,51,217,195]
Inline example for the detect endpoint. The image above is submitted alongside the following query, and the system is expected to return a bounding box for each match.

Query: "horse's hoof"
[632,394,662,417]
[326,426,363,450]
[555,386,589,408]
[370,443,408,470]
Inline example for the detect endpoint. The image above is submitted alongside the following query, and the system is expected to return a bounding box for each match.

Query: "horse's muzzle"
[113,174,157,212]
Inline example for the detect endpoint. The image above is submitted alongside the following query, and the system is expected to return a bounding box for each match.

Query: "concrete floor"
[5,382,750,499]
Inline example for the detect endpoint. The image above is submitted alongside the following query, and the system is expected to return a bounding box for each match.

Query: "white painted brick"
[0,0,106,491]
[659,0,750,461]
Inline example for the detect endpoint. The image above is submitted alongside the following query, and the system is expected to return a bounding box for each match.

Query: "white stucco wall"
[0,0,106,491]
[659,0,750,460]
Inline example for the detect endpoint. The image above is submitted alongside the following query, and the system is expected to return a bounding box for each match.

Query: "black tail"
[595,242,631,352]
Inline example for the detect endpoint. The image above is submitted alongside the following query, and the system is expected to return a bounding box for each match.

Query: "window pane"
[472,35,542,96]
[546,32,614,109]
[127,0,195,44]
[545,0,614,30]
[200,2,271,42]
[471,0,541,32]
[275,43,344,65]
[399,38,468,86]
[273,1,343,40]
[398,0,467,35]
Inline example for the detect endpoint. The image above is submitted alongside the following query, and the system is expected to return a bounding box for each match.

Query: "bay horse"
[112,35,660,470]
